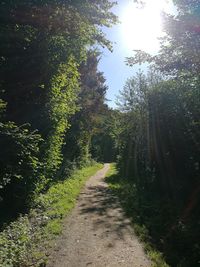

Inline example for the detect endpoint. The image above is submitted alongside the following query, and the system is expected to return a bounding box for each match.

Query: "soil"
[47,164,151,267]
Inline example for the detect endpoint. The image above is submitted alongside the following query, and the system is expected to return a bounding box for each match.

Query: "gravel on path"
[47,163,151,267]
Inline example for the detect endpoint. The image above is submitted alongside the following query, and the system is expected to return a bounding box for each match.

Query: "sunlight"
[121,0,173,53]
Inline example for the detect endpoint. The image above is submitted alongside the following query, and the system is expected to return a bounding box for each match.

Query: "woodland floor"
[47,164,151,267]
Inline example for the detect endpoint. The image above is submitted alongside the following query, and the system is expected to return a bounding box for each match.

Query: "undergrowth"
[0,163,103,267]
[105,163,169,267]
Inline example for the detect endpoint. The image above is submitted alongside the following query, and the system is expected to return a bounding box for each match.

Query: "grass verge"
[0,163,103,267]
[105,163,169,267]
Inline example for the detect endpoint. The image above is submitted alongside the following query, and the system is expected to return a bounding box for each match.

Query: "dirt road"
[47,164,151,267]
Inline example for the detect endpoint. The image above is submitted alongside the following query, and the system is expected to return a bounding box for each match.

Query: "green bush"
[0,163,102,267]
[106,164,169,267]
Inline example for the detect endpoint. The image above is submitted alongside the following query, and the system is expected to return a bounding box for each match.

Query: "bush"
[0,163,102,267]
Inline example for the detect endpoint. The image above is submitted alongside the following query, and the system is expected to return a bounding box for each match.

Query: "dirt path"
[47,164,151,267]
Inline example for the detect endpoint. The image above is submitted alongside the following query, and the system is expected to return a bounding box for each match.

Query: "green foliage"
[0,122,42,188]
[0,215,43,267]
[113,66,200,266]
[0,0,116,265]
[105,164,169,267]
[123,7,200,265]
[0,100,6,116]
[91,108,117,162]
[0,163,103,267]
[0,0,117,217]
[63,51,109,166]
[0,122,42,216]
[43,58,80,181]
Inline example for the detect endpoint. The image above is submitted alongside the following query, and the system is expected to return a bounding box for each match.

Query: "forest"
[0,0,199,266]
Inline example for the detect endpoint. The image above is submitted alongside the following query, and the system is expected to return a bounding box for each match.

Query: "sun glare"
[121,0,172,53]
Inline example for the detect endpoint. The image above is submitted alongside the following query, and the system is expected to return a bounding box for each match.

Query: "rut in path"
[47,164,151,267]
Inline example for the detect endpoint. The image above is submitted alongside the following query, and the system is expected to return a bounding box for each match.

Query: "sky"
[98,0,174,108]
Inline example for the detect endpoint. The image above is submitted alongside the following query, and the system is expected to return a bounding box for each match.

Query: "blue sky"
[99,27,142,108]
[98,0,174,108]
[99,0,141,108]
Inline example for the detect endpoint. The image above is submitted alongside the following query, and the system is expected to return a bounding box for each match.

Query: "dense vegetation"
[109,1,200,266]
[106,164,169,267]
[0,0,117,224]
[0,0,200,266]
[0,163,102,266]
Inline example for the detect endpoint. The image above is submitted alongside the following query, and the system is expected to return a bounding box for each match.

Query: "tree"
[91,107,118,163]
[0,0,117,213]
[126,0,200,77]
[62,51,109,170]
[114,68,200,266]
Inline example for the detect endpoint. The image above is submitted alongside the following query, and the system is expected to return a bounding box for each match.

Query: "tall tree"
[0,0,117,212]
[62,51,108,170]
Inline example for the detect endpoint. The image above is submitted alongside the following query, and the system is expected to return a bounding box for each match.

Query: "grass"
[0,163,103,267]
[105,163,169,267]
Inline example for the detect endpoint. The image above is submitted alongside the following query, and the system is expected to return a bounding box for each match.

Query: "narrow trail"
[47,164,151,267]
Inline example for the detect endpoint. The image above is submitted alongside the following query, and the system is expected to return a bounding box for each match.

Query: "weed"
[105,163,169,267]
[0,163,103,267]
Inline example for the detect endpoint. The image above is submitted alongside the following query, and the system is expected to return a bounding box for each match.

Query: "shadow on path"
[78,183,133,245]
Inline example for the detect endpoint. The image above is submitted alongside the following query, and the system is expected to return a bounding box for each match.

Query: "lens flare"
[121,0,172,53]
